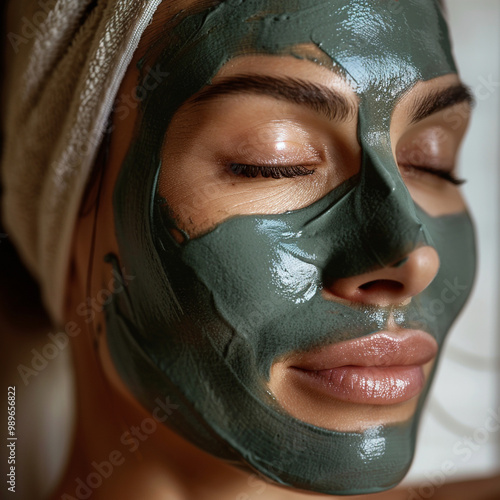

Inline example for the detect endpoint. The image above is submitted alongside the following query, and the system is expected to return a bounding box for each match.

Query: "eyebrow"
[190,74,357,122]
[410,83,475,124]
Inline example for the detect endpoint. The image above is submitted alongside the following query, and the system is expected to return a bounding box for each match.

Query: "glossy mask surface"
[106,0,476,495]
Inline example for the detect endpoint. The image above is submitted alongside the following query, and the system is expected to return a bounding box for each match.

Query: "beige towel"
[1,0,162,324]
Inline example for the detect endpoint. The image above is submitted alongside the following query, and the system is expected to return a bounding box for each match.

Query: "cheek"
[158,160,330,237]
[404,180,467,216]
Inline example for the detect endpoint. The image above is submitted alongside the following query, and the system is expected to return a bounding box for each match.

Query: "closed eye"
[399,164,466,186]
[230,163,316,179]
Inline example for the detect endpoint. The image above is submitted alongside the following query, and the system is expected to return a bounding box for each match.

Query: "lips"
[288,330,438,405]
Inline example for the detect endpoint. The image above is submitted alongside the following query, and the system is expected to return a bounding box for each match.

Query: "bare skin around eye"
[157,55,361,238]
[159,60,470,241]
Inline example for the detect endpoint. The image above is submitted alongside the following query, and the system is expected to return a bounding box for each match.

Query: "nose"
[323,245,440,306]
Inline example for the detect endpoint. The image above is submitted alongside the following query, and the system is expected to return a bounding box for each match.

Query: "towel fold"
[1,0,161,324]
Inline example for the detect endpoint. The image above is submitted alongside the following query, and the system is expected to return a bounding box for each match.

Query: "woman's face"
[102,0,475,495]
[158,58,470,431]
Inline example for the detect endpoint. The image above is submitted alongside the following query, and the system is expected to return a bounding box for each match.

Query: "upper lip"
[290,330,438,371]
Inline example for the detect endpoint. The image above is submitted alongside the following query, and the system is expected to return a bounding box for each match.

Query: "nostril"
[322,246,439,306]
[358,280,404,293]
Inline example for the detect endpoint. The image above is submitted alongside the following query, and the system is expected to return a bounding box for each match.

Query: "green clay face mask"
[105,0,476,495]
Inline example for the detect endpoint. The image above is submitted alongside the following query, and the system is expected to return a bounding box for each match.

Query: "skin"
[56,1,475,499]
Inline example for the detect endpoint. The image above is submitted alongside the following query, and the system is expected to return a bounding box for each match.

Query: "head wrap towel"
[1,0,162,323]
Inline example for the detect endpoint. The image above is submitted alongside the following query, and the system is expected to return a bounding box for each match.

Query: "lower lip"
[290,365,426,405]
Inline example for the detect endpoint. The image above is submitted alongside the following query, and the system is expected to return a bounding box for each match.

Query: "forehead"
[162,0,456,101]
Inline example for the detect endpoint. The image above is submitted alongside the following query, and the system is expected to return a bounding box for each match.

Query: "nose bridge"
[305,107,433,281]
[356,135,430,264]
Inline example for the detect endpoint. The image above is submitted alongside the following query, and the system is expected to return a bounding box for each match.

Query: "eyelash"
[230,163,315,179]
[400,164,466,186]
[229,162,466,186]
